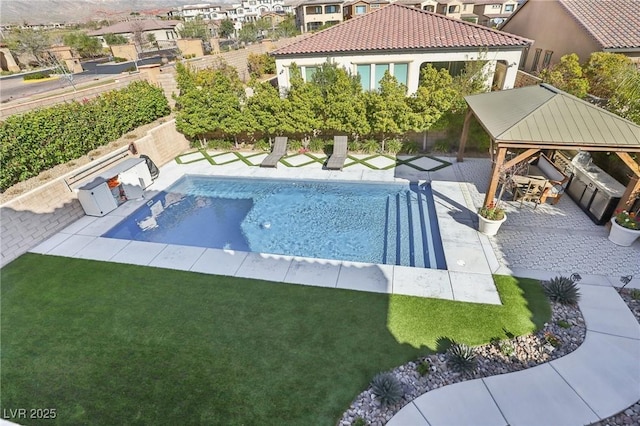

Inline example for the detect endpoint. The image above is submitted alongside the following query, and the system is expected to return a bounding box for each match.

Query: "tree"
[283,64,323,144]
[540,53,589,98]
[238,23,258,44]
[583,52,633,99]
[608,67,640,125]
[177,16,209,42]
[104,33,128,46]
[5,28,51,65]
[219,19,235,39]
[245,81,286,141]
[364,72,415,150]
[276,15,298,38]
[130,21,145,50]
[63,32,102,58]
[408,65,459,145]
[311,61,369,139]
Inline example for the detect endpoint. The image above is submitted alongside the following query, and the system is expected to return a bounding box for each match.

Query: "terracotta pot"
[608,217,640,247]
[478,213,507,236]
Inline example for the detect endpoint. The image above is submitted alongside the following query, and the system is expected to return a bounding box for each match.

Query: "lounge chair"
[260,136,288,168]
[326,136,348,170]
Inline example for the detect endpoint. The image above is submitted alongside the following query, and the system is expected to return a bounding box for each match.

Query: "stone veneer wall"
[514,69,542,88]
[0,119,190,268]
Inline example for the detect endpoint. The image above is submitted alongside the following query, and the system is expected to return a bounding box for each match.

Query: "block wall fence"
[0,119,190,267]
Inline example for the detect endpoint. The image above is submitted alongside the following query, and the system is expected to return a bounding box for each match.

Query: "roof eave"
[272,43,530,57]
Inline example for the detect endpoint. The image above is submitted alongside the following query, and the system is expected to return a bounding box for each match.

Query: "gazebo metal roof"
[464,84,640,151]
[456,84,640,211]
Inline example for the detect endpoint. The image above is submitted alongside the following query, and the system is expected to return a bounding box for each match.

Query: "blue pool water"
[103,176,446,269]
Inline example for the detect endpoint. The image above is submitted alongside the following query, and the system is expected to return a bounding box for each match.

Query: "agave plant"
[447,342,477,373]
[370,372,403,407]
[542,276,581,305]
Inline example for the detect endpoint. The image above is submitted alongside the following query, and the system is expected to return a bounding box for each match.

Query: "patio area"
[30,151,640,293]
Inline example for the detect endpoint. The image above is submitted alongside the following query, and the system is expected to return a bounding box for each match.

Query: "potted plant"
[608,209,640,246]
[478,201,506,236]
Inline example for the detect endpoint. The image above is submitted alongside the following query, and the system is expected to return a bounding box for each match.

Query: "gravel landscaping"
[339,286,640,426]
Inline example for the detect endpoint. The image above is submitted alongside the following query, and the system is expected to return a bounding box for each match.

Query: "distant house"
[397,0,518,26]
[295,0,345,32]
[88,19,183,48]
[272,4,530,94]
[500,0,640,73]
[343,0,390,20]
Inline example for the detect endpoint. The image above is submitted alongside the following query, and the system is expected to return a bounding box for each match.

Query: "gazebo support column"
[614,152,640,211]
[483,146,507,208]
[456,107,473,163]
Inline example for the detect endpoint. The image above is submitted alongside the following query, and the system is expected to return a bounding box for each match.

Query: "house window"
[375,64,389,90]
[325,5,339,13]
[519,47,529,70]
[306,22,322,31]
[357,64,371,91]
[423,5,434,12]
[491,4,501,8]
[542,50,554,69]
[448,5,459,13]
[307,6,322,14]
[531,48,542,72]
[394,63,408,87]
[304,66,318,82]
[505,4,514,12]
[371,3,380,8]
[355,5,367,14]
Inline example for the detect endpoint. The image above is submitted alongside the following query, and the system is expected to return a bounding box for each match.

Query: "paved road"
[0,55,174,104]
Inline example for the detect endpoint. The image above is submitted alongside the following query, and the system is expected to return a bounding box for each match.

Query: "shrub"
[288,139,303,152]
[0,81,170,192]
[544,331,561,347]
[347,139,362,152]
[370,372,403,407]
[447,342,477,373]
[361,138,380,154]
[113,57,128,63]
[353,417,366,426]
[308,138,325,153]
[556,319,571,329]
[386,138,403,155]
[499,341,515,357]
[542,276,581,305]
[206,139,234,150]
[402,140,420,154]
[416,360,431,376]
[433,141,450,153]
[23,72,50,80]
[254,139,271,152]
[631,289,640,300]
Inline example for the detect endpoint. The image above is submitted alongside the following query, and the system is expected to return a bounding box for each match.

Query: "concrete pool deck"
[30,154,503,305]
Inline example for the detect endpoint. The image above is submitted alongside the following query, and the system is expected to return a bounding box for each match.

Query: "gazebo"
[457,84,640,213]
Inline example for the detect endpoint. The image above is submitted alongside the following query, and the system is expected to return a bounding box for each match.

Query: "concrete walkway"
[388,282,640,426]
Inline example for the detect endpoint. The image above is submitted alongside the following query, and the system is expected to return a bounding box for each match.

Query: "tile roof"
[273,3,530,55]
[558,0,640,49]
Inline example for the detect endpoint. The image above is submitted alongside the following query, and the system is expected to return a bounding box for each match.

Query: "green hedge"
[0,81,170,192]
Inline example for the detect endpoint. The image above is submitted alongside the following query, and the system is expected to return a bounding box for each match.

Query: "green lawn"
[1,254,550,425]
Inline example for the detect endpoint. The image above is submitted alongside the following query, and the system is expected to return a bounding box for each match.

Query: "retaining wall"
[0,119,190,268]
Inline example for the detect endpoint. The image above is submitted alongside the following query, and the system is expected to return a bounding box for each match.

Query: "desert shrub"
[416,360,431,376]
[0,81,169,192]
[499,341,515,357]
[447,342,477,373]
[630,289,640,300]
[353,417,366,426]
[308,138,325,152]
[544,331,561,347]
[370,372,403,407]
[556,320,571,329]
[113,57,128,63]
[386,138,403,155]
[542,276,581,305]
[401,140,420,154]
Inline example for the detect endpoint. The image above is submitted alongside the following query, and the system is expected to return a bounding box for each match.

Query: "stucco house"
[272,3,531,95]
[88,19,183,48]
[500,0,640,73]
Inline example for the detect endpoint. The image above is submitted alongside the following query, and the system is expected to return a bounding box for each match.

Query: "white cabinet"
[77,158,153,217]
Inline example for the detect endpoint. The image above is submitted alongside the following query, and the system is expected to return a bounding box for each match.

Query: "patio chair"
[326,136,348,170]
[260,136,288,168]
[515,178,547,209]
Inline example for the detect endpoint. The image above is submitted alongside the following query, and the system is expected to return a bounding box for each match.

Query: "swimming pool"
[103,175,446,269]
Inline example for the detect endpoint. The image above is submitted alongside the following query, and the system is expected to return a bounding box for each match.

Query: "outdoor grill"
[566,152,626,225]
